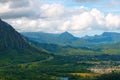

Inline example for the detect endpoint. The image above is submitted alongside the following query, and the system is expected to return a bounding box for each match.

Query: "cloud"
[6,7,120,34]
[0,0,10,3]
[69,12,94,30]
[64,8,120,32]
[0,0,41,19]
[9,0,30,8]
[106,14,120,30]
[40,4,65,19]
[0,0,120,36]
[0,7,38,19]
[73,0,99,3]
[0,0,30,8]
[106,0,120,6]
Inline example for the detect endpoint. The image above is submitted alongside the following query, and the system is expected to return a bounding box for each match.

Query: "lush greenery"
[96,72,120,80]
[22,32,120,47]
[0,19,120,80]
[0,19,49,66]
[0,55,120,80]
[30,40,120,56]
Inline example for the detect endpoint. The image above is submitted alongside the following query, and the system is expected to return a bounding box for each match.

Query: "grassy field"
[70,73,100,77]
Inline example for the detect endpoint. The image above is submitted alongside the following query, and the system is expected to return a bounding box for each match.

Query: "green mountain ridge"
[29,38,120,56]
[22,31,79,46]
[0,19,120,80]
[0,19,49,66]
[22,30,120,55]
[0,19,29,50]
[83,32,120,44]
[22,31,120,47]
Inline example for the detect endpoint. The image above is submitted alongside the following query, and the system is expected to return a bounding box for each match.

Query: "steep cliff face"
[0,19,29,50]
[0,19,48,66]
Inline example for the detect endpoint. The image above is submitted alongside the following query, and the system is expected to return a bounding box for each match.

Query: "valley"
[0,19,120,80]
[0,0,120,79]
[0,54,120,80]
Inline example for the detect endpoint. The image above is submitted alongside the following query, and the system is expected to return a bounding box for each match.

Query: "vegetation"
[0,19,120,79]
[96,72,120,80]
[22,32,120,47]
[0,54,119,80]
[0,19,49,66]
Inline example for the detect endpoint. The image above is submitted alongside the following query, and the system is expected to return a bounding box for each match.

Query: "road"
[0,56,54,69]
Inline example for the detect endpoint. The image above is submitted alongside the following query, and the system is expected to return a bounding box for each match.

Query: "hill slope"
[22,31,79,45]
[0,19,49,66]
[82,32,120,44]
[22,32,120,47]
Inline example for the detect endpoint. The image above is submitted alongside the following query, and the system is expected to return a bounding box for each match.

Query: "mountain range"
[0,18,120,66]
[21,30,120,56]
[22,31,79,46]
[22,31,120,47]
[82,32,120,44]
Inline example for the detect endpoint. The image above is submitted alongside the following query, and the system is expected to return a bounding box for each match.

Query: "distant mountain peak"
[62,31,70,34]
[60,31,73,37]
[58,31,79,42]
[102,32,120,36]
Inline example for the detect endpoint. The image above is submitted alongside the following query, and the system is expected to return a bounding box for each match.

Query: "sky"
[0,0,120,37]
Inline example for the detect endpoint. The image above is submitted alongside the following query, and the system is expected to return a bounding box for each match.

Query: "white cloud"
[69,12,94,30]
[106,14,120,30]
[73,0,99,3]
[1,0,120,36]
[0,3,10,13]
[40,4,65,19]
[106,0,120,6]
[90,8,105,26]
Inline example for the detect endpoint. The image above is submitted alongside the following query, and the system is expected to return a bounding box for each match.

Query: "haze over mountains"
[0,0,120,79]
[0,18,120,66]
[22,31,120,47]
[22,31,120,55]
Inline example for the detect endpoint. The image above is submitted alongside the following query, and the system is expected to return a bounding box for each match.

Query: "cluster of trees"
[0,54,120,80]
[96,72,120,80]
